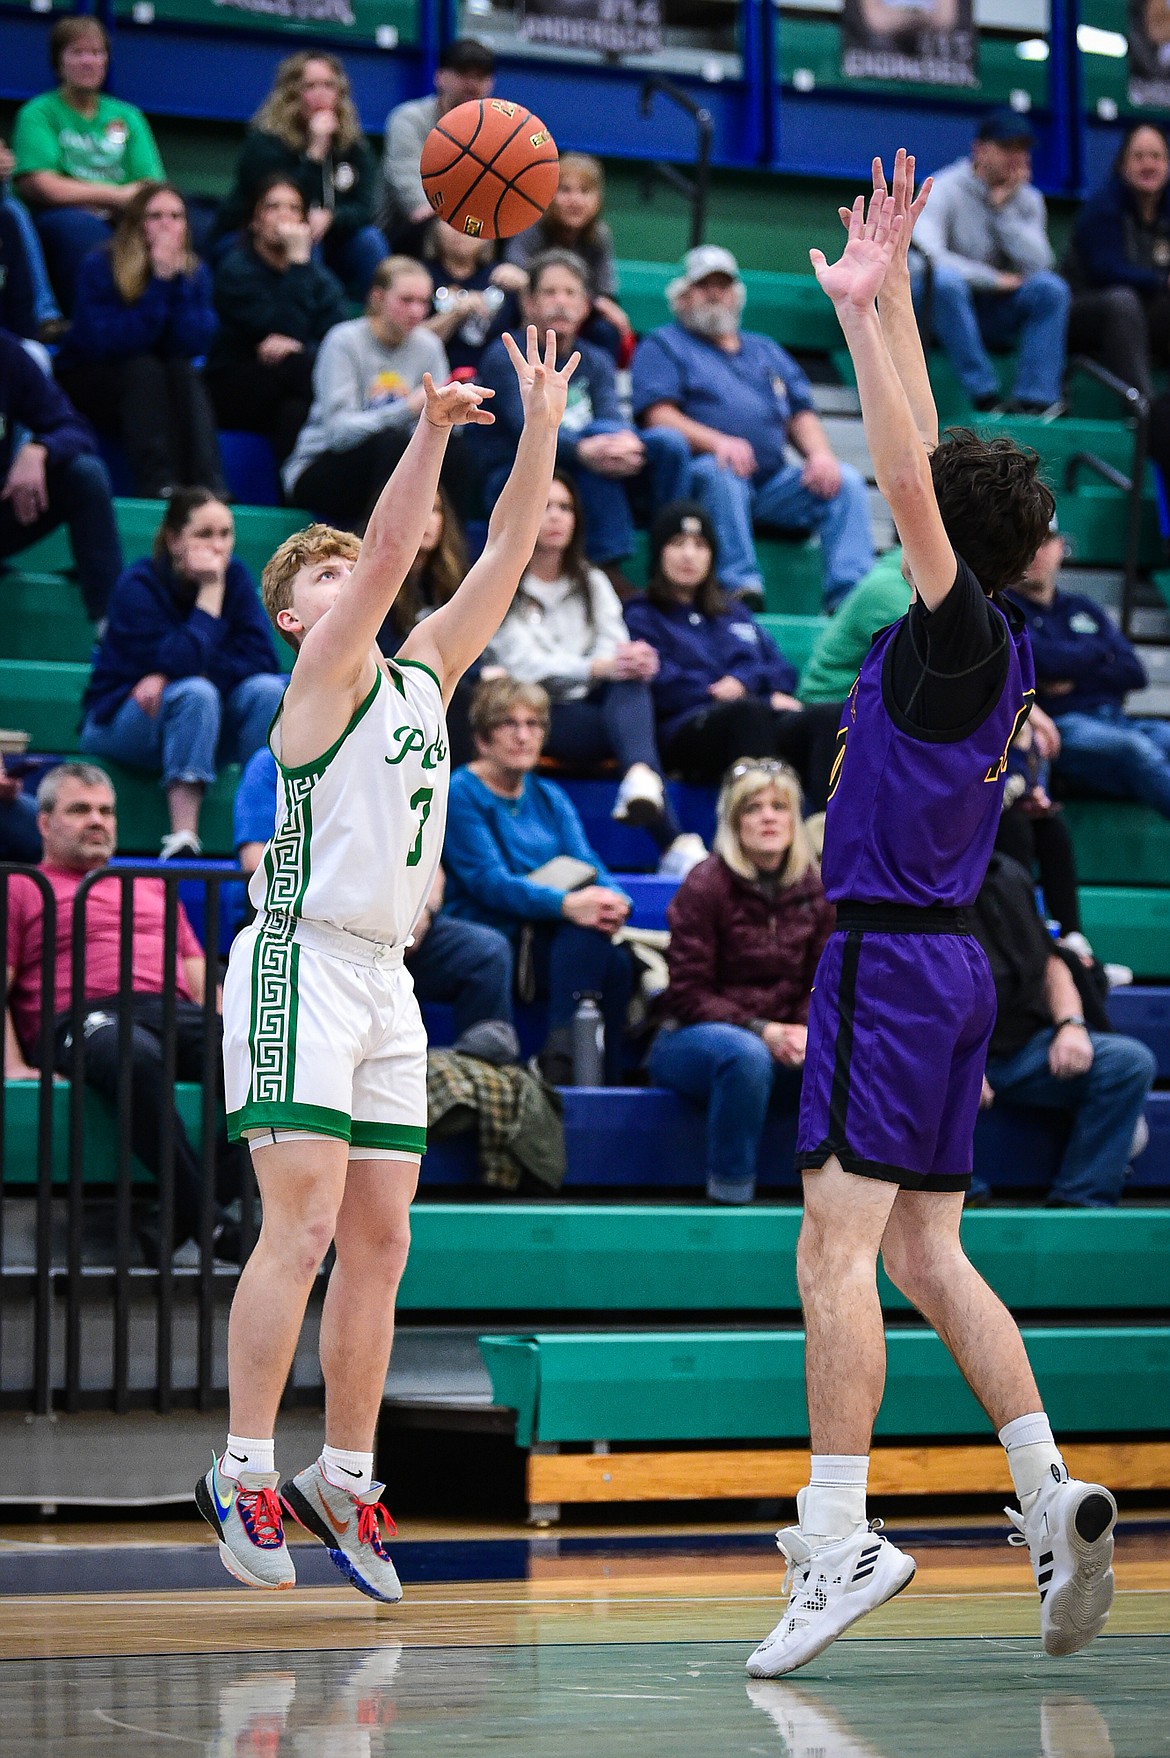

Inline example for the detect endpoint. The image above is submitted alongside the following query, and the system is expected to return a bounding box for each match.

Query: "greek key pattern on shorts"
[251,933,295,1104]
[267,774,315,916]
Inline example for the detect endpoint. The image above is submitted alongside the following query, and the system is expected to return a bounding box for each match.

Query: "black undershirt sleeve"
[886,555,1012,733]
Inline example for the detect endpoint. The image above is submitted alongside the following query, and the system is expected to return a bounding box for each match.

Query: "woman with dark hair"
[56,182,225,499]
[486,473,703,874]
[205,175,345,468]
[504,153,630,360]
[649,759,834,1203]
[80,489,284,859]
[11,15,165,310]
[216,52,386,298]
[1066,122,1170,395]
[623,502,842,806]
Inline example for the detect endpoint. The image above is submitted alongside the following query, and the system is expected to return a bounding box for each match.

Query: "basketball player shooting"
[197,327,578,1599]
[746,153,1118,1677]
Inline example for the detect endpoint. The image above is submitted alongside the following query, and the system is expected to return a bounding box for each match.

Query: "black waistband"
[835,901,972,936]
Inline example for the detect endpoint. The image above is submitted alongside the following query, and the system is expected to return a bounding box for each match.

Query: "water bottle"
[570,993,605,1086]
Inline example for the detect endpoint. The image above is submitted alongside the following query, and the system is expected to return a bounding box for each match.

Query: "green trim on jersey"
[351,1120,428,1154]
[227,1100,355,1144]
[262,774,315,925]
[245,927,301,1109]
[276,669,384,783]
[395,658,443,695]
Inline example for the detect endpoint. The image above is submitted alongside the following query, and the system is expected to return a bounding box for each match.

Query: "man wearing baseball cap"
[632,244,875,609]
[911,110,1070,415]
[380,39,496,240]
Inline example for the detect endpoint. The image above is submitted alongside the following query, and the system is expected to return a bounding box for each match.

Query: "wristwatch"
[1053,1015,1086,1032]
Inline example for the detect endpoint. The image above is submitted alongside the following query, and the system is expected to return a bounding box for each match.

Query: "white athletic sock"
[221,1434,275,1481]
[799,1454,870,1543]
[321,1445,374,1496]
[998,1412,1065,1505]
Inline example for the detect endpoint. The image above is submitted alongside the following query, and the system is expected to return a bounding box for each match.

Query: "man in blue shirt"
[631,246,874,608]
[476,251,691,576]
[1008,527,1170,818]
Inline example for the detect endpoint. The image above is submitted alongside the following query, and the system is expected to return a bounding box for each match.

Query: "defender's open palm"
[424,373,495,429]
[811,190,902,310]
[503,325,579,431]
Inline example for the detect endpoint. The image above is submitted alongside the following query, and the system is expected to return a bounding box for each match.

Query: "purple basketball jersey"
[821,600,1035,909]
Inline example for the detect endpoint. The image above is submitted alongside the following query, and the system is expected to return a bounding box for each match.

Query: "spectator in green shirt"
[798,547,910,703]
[12,16,164,312]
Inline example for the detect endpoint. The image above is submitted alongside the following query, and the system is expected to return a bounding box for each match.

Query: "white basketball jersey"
[249,659,449,948]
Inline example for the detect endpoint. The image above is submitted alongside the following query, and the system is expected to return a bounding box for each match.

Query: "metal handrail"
[639,75,713,252]
[1064,357,1151,642]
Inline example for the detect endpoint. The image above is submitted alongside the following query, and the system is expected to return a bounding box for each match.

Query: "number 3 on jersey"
[406,786,433,868]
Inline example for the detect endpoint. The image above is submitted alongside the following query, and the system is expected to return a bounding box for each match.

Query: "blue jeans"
[647,1020,802,1202]
[81,673,287,789]
[322,223,389,299]
[491,425,691,565]
[1054,704,1170,818]
[546,681,681,851]
[985,1028,1155,1206]
[407,912,514,1035]
[33,207,112,313]
[689,453,874,608]
[912,263,1070,407]
[532,920,633,1084]
[1,196,62,331]
[0,451,121,620]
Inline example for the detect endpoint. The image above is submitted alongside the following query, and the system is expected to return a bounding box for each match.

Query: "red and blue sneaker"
[196,1456,296,1590]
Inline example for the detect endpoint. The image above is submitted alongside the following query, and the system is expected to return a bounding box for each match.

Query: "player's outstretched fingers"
[561,349,581,383]
[543,327,557,372]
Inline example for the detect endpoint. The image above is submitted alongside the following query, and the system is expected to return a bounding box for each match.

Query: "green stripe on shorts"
[351,1120,428,1155]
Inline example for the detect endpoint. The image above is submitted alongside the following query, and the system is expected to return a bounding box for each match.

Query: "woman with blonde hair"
[648,758,835,1203]
[505,153,631,360]
[56,181,225,498]
[217,51,386,296]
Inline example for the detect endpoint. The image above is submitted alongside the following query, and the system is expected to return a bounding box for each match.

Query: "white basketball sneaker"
[746,1520,916,1678]
[1006,1465,1117,1657]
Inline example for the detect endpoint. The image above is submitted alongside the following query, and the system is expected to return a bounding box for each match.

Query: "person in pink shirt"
[3,761,240,1262]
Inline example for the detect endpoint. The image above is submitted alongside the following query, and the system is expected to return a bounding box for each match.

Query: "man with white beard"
[632,245,874,610]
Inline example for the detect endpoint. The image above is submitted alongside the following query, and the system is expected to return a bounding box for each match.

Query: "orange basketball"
[420,98,559,241]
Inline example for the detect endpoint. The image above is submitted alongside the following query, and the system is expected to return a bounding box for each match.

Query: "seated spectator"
[380,39,496,244]
[996,700,1085,947]
[421,220,522,377]
[55,183,225,501]
[217,52,386,300]
[478,251,691,580]
[798,547,910,704]
[205,176,346,469]
[12,17,165,312]
[632,245,874,609]
[283,255,449,528]
[1,134,63,341]
[973,851,1155,1207]
[375,485,476,765]
[648,760,833,1204]
[443,677,634,1084]
[0,327,121,619]
[1066,124,1170,398]
[234,745,515,1038]
[80,490,285,859]
[912,111,1069,415]
[0,757,40,862]
[1007,525,1170,818]
[3,762,243,1262]
[504,154,631,361]
[486,472,702,873]
[623,503,842,805]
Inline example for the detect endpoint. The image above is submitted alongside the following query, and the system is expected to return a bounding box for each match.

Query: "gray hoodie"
[911,156,1055,291]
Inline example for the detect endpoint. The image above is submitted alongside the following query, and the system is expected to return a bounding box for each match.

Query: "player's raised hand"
[503,325,580,430]
[810,189,903,311]
[840,151,932,282]
[423,373,496,428]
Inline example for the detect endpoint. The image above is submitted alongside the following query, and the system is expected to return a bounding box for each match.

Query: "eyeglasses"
[727,759,800,783]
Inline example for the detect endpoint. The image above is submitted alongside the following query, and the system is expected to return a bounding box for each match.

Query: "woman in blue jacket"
[56,183,225,499]
[81,489,285,859]
[1067,124,1170,397]
[623,503,841,807]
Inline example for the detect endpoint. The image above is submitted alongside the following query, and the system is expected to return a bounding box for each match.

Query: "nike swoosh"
[337,1466,363,1478]
[212,1471,234,1524]
[227,1452,247,1463]
[317,1490,349,1537]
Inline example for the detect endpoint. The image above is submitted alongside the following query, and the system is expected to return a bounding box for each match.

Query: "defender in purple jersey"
[746,153,1117,1681]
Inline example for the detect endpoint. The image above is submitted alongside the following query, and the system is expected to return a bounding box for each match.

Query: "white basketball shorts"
[223,916,427,1158]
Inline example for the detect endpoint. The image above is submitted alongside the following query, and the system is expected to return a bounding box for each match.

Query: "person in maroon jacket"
[647,758,834,1202]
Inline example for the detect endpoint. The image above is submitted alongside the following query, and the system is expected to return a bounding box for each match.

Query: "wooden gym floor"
[0,1515,1167,1756]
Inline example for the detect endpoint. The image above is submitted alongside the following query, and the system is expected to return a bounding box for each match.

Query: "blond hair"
[261,523,362,649]
[253,51,363,156]
[469,676,550,742]
[713,762,816,886]
[110,182,197,304]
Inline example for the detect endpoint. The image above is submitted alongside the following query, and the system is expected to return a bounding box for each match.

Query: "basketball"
[420,97,559,241]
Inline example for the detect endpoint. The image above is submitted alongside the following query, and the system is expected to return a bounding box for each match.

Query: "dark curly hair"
[928,428,1056,596]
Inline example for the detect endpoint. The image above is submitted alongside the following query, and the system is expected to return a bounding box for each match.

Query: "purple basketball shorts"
[796,925,996,1192]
